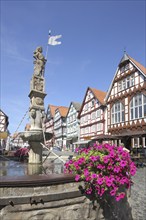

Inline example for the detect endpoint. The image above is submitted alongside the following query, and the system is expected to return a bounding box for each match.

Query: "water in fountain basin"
[0,155,65,177]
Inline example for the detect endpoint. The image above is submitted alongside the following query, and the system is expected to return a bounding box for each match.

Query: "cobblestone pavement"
[129,166,146,220]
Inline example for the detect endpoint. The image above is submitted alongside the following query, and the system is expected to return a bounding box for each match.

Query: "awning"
[113,130,146,138]
[91,134,117,141]
[0,132,8,139]
[73,140,90,145]
[66,138,73,141]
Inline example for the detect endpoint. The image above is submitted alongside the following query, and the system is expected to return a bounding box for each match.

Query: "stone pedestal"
[28,142,43,164]
[27,163,42,175]
[19,130,44,165]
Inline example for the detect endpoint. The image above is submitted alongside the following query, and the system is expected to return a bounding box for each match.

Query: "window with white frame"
[85,114,88,122]
[130,93,146,119]
[111,102,125,124]
[118,74,135,92]
[85,127,89,134]
[96,109,101,118]
[97,123,101,131]
[84,103,88,111]
[91,124,96,132]
[82,127,85,134]
[91,111,96,120]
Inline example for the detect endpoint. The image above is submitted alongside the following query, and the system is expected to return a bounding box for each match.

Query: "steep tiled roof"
[72,102,81,111]
[78,87,106,118]
[105,54,146,102]
[90,88,107,105]
[58,106,69,117]
[49,105,60,117]
[129,56,146,75]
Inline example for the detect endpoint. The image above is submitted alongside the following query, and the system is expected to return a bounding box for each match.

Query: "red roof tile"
[129,56,146,75]
[90,87,107,104]
[58,106,69,117]
[49,105,60,117]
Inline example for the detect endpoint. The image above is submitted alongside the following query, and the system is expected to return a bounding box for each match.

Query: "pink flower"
[84,168,89,176]
[110,189,116,196]
[64,143,137,202]
[86,188,92,194]
[130,167,136,176]
[114,166,120,173]
[122,151,128,158]
[105,176,113,187]
[97,164,105,170]
[85,176,91,182]
[97,177,104,185]
[120,160,127,167]
[90,155,97,162]
[75,174,80,181]
[109,151,115,158]
[116,192,126,201]
[103,156,109,164]
[98,187,105,196]
[96,145,103,150]
[107,165,113,170]
[118,146,124,154]
[91,173,97,179]
[78,157,85,165]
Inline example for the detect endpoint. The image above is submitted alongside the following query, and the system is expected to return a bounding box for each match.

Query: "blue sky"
[1,0,146,134]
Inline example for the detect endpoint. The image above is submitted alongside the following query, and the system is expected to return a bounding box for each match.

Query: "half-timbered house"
[66,102,81,150]
[105,53,146,150]
[54,106,69,150]
[78,87,107,143]
[45,104,60,147]
[0,109,9,152]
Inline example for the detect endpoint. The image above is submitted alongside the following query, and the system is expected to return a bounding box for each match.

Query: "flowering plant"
[64,144,136,202]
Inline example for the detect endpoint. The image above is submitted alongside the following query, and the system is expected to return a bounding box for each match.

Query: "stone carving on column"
[33,46,46,77]
[34,77,44,91]
[29,109,43,130]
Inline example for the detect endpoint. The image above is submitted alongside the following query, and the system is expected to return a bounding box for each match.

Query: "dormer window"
[120,63,129,73]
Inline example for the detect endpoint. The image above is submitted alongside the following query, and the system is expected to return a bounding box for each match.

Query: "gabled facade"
[54,106,69,150]
[66,102,81,150]
[105,53,146,149]
[0,109,9,151]
[78,87,107,142]
[45,104,60,147]
[45,104,60,133]
[0,109,9,133]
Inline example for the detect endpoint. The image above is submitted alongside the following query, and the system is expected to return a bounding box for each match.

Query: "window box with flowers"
[64,144,136,219]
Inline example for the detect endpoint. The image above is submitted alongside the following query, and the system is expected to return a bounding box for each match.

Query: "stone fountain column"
[28,46,47,164]
[20,46,47,165]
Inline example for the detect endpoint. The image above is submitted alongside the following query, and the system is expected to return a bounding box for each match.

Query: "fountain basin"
[0,155,65,177]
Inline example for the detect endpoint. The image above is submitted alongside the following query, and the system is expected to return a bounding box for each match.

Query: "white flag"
[48,35,62,46]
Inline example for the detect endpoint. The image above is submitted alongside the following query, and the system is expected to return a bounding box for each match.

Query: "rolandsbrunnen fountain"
[0,46,64,176]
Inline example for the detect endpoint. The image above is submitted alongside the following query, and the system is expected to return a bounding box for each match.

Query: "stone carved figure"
[34,77,44,91]
[33,46,46,77]
[29,109,43,130]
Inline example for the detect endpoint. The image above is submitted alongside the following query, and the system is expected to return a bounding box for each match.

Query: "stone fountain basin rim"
[0,173,75,187]
[19,130,53,142]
